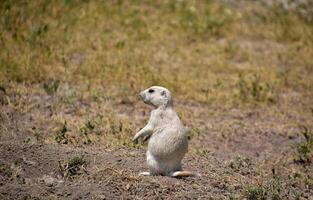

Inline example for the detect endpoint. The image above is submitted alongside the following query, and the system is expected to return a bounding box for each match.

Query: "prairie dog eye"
[148,89,154,93]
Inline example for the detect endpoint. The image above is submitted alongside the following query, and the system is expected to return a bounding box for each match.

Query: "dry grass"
[1,0,313,150]
[0,1,313,198]
[58,156,86,180]
[1,0,312,105]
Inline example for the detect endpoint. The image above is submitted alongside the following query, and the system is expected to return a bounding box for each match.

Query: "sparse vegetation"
[43,80,60,95]
[58,156,86,180]
[245,175,283,200]
[0,162,23,184]
[246,186,269,200]
[0,162,13,182]
[55,121,69,144]
[228,155,253,174]
[0,0,312,106]
[296,126,313,164]
[237,74,278,104]
[0,0,313,199]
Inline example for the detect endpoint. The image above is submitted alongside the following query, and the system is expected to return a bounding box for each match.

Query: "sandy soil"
[0,84,312,200]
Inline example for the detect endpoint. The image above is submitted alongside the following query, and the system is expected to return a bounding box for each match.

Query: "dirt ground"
[1,0,313,199]
[0,83,312,200]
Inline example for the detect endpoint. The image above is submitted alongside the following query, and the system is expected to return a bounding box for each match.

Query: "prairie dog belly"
[148,128,188,160]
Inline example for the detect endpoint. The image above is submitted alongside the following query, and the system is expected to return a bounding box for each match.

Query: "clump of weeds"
[43,80,60,95]
[0,162,13,183]
[186,127,201,141]
[237,73,278,104]
[0,162,23,184]
[296,126,313,164]
[228,155,254,175]
[55,121,69,144]
[79,120,97,145]
[245,176,283,200]
[79,116,104,144]
[245,186,269,200]
[58,156,86,180]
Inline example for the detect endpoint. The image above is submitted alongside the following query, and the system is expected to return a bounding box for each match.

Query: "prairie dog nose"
[139,91,145,100]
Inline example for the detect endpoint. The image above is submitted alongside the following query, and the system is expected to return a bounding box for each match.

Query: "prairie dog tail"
[170,171,201,178]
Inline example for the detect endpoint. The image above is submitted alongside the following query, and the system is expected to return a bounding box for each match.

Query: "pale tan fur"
[133,86,200,178]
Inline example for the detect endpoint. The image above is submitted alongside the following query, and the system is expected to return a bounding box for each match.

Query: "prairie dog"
[133,86,199,177]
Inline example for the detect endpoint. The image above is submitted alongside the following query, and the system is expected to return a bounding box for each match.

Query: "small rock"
[41,175,63,186]
[97,194,106,200]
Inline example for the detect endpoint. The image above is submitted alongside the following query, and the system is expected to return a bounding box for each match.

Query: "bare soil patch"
[0,84,312,199]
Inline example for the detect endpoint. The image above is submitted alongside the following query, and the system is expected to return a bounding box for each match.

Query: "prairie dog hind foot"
[139,172,151,176]
[138,171,201,178]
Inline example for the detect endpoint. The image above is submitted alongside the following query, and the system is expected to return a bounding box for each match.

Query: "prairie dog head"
[139,86,173,108]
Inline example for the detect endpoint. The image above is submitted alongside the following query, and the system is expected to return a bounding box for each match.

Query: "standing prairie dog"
[133,86,199,177]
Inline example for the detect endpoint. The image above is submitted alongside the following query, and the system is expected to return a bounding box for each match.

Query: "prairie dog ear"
[161,90,167,97]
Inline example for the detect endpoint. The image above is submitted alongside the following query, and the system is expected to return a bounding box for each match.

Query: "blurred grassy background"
[0,0,313,147]
[1,0,312,105]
